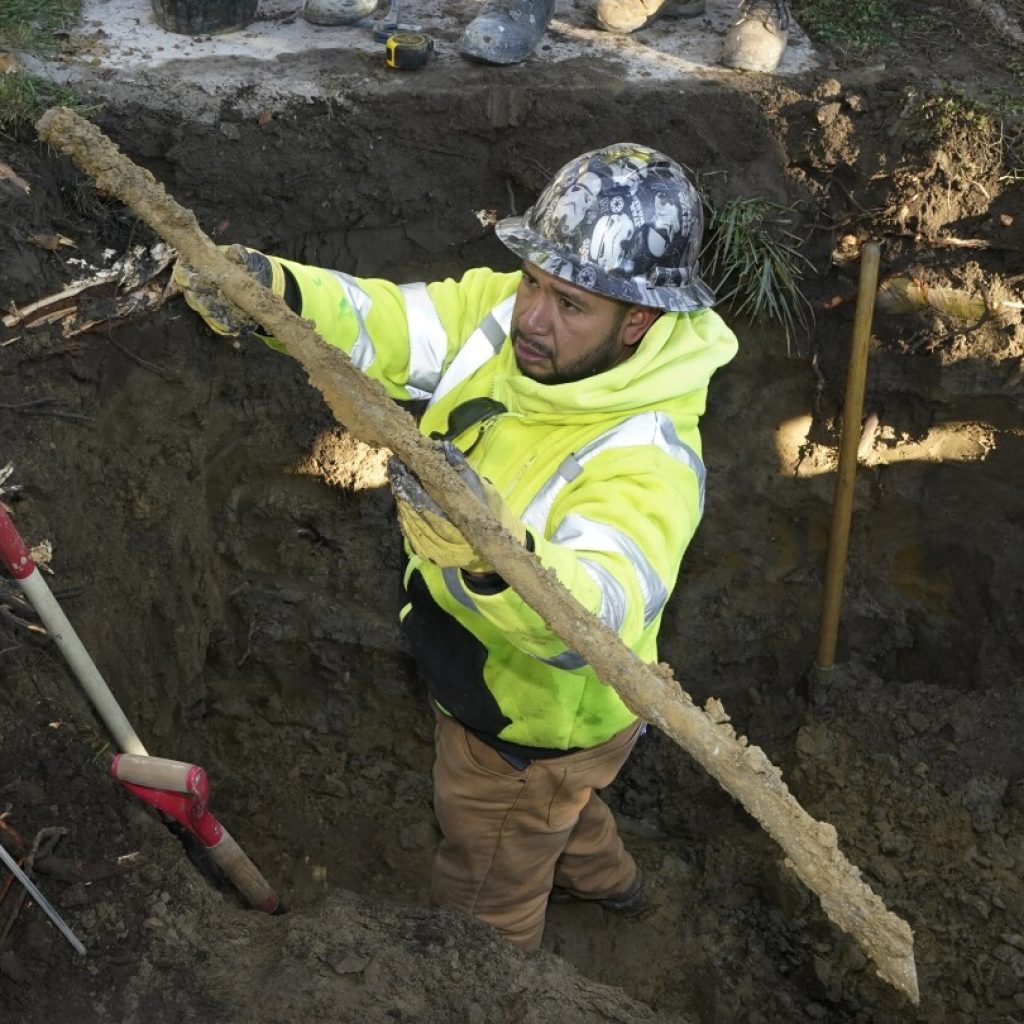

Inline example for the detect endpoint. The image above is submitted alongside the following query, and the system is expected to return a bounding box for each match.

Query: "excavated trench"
[3,75,1024,1024]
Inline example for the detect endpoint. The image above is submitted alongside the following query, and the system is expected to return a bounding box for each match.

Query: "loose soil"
[2,3,1024,1022]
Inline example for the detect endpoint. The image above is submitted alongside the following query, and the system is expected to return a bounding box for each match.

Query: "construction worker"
[461,0,790,72]
[175,143,737,950]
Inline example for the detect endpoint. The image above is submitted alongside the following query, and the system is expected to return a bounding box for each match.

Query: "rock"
[812,78,842,101]
[815,102,844,128]
[399,821,435,851]
[868,857,903,889]
[795,724,835,759]
[955,989,975,1013]
[907,711,930,734]
[994,943,1024,979]
[959,776,1008,833]
[878,831,913,856]
[329,953,369,975]
[1005,778,1024,809]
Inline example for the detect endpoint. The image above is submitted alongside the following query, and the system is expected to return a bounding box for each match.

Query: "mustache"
[512,328,553,359]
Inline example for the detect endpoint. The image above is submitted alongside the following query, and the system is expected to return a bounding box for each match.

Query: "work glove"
[172,244,287,336]
[387,443,527,576]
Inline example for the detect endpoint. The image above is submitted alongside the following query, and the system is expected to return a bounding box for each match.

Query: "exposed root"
[964,0,1024,47]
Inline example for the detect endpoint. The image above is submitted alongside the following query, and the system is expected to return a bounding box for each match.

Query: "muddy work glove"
[388,443,527,576]
[172,244,288,336]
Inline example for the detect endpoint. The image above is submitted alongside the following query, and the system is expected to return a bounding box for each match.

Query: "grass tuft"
[702,196,814,354]
[0,70,94,129]
[1,0,92,129]
[0,0,81,53]
[790,0,900,58]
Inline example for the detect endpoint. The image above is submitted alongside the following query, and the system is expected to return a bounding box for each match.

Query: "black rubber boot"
[459,0,556,65]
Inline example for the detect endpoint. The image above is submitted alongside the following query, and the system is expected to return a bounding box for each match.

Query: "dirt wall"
[2,62,1024,1024]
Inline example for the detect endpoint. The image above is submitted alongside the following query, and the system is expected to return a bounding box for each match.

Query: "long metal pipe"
[0,842,86,955]
[814,241,881,681]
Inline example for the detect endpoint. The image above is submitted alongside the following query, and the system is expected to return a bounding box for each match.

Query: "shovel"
[0,503,279,912]
[111,754,279,912]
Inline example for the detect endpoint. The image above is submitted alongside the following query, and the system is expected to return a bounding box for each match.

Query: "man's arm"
[176,248,520,402]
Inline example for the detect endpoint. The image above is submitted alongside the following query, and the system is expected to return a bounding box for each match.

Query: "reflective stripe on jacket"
[269,259,738,754]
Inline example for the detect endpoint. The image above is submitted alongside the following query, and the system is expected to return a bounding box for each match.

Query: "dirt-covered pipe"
[35,106,919,1003]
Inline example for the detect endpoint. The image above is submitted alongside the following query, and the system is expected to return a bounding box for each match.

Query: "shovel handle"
[1,506,148,756]
[0,504,34,579]
[111,754,208,802]
[206,828,280,914]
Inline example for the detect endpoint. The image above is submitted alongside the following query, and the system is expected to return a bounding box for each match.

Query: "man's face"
[511,262,651,385]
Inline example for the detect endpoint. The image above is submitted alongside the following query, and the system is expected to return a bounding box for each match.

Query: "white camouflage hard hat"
[496,142,715,312]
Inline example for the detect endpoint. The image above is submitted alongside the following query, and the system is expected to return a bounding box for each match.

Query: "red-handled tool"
[111,754,280,913]
[1,504,280,914]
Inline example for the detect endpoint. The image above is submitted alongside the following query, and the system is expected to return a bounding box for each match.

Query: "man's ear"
[622,306,661,348]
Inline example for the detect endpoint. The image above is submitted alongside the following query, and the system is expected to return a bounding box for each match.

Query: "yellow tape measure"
[385,31,433,70]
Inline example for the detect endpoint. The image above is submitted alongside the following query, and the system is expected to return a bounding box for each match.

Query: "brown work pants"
[431,713,642,950]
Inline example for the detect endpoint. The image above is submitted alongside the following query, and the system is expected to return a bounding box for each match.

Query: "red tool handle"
[117,778,280,914]
[119,781,222,844]
[0,505,34,580]
[111,754,209,806]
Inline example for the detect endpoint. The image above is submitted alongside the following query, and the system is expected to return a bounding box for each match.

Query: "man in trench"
[176,143,738,950]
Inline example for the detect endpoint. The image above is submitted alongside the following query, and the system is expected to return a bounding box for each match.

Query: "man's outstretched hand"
[172,244,286,336]
[388,443,527,576]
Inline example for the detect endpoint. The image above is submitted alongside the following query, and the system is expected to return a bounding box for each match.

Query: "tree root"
[964,0,1024,47]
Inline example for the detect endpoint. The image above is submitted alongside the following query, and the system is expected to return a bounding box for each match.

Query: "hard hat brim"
[496,215,716,314]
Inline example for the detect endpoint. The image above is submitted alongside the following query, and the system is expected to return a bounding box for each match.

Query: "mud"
[2,2,1024,1022]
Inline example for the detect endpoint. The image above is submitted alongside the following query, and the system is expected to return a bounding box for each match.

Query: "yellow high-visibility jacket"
[266,260,738,757]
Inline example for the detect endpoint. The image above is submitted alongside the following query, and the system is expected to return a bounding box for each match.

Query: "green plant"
[922,93,995,137]
[0,1,94,129]
[0,0,80,53]
[790,0,900,57]
[0,70,93,129]
[702,196,814,354]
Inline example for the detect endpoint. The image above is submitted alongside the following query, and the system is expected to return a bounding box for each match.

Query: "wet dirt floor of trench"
[3,5,1024,1021]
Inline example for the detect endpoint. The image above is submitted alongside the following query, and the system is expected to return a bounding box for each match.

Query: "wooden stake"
[35,107,918,1003]
[815,242,881,681]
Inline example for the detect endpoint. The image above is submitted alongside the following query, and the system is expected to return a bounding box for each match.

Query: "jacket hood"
[491,308,738,423]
